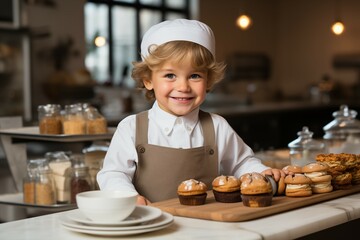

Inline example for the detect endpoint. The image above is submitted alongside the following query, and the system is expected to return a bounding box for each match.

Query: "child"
[97,19,285,205]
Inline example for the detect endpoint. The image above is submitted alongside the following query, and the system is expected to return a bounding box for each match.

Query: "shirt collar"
[149,101,200,136]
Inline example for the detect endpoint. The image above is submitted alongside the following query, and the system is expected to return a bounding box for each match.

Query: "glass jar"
[63,104,86,135]
[288,126,326,167]
[70,154,92,204]
[38,104,62,134]
[83,142,108,190]
[23,159,44,204]
[323,105,360,154]
[46,151,72,204]
[35,159,56,205]
[84,106,108,134]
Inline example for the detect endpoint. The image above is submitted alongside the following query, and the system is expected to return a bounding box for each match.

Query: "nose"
[176,78,190,92]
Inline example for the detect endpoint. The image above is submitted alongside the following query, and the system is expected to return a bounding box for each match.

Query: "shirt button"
[176,118,182,124]
[164,127,169,132]
[186,126,191,131]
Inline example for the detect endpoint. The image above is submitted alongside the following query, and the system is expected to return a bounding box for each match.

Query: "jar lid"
[288,126,325,150]
[71,154,88,169]
[65,103,83,114]
[323,105,360,140]
[28,158,52,174]
[37,104,61,113]
[27,158,47,177]
[84,106,104,120]
[45,151,71,162]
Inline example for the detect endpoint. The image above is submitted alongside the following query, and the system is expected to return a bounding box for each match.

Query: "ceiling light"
[331,20,345,35]
[236,14,252,30]
[94,36,107,47]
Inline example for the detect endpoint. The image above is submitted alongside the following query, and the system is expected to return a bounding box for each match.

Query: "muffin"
[302,162,333,193]
[284,174,313,197]
[240,172,273,207]
[212,175,241,203]
[177,179,207,205]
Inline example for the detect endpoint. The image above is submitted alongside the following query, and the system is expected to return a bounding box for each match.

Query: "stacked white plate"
[59,206,174,236]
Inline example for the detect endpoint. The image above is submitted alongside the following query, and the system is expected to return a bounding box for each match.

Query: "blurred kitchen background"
[1,0,360,151]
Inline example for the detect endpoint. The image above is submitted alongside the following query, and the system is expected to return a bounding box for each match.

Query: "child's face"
[144,59,208,116]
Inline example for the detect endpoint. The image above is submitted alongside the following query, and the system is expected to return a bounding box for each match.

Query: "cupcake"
[212,175,241,203]
[177,179,207,205]
[240,172,273,207]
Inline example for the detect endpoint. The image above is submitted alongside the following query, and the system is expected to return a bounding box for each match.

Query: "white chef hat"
[140,19,216,60]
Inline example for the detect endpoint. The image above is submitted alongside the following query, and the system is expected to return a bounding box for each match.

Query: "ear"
[143,78,153,90]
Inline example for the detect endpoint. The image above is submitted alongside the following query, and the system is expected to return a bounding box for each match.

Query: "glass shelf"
[0,126,116,142]
[0,193,76,210]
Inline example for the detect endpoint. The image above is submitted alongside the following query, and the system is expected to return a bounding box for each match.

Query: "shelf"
[0,119,115,194]
[0,126,116,142]
[0,193,76,211]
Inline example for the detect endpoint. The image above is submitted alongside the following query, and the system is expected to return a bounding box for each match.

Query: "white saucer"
[67,206,162,226]
[60,212,174,236]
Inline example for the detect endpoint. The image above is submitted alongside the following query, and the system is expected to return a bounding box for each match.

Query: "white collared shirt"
[97,101,270,193]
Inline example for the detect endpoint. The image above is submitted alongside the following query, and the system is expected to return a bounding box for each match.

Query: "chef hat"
[140,19,216,59]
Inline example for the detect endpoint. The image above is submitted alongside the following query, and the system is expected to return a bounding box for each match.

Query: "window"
[84,0,191,87]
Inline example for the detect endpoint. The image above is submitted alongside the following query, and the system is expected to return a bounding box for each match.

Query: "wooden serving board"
[151,185,360,222]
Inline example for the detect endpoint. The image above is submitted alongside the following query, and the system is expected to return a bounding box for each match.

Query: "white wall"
[200,0,360,100]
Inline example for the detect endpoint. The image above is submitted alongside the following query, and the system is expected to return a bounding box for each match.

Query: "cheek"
[151,81,173,95]
[197,82,208,94]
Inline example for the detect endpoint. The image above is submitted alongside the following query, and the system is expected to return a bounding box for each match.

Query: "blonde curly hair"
[132,41,226,100]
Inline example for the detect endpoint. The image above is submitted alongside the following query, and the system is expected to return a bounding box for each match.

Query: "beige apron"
[134,110,218,202]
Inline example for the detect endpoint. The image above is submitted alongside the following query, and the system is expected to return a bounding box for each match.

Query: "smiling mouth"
[171,97,193,101]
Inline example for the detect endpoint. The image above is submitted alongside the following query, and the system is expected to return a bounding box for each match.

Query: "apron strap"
[135,111,149,146]
[199,110,215,147]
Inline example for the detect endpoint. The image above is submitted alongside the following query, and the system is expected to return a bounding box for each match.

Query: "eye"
[190,74,201,79]
[165,73,176,79]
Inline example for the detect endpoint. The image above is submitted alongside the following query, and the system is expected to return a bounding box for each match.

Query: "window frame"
[86,0,190,85]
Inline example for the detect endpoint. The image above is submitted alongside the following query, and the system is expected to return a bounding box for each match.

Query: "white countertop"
[1,192,359,240]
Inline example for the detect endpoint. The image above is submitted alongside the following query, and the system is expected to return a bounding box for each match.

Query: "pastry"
[339,153,359,171]
[240,172,273,207]
[302,162,333,193]
[284,174,312,197]
[316,153,346,173]
[350,168,360,185]
[212,175,241,203]
[177,179,207,205]
[316,153,354,189]
[282,165,303,174]
[332,172,352,190]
